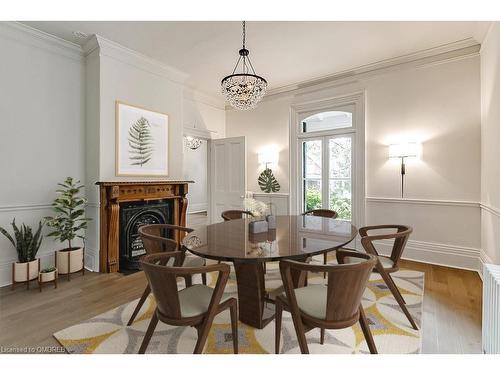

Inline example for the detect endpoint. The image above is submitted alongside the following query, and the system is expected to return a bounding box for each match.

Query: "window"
[302,110,353,133]
[297,105,357,221]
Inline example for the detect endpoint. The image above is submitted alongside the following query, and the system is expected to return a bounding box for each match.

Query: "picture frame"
[115,101,169,176]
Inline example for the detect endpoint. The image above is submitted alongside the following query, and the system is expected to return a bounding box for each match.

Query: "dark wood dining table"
[182,215,357,329]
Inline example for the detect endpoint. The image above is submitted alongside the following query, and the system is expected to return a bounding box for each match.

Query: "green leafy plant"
[305,190,352,220]
[45,177,91,251]
[41,266,56,273]
[0,219,43,263]
[258,168,280,193]
[128,117,154,166]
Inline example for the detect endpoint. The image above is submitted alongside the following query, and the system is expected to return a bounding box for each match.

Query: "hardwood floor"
[0,257,482,354]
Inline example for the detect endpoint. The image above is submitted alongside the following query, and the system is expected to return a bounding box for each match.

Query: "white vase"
[39,269,57,283]
[56,247,83,274]
[13,259,39,282]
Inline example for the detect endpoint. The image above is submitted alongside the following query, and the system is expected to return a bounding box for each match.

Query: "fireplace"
[119,199,173,270]
[96,181,192,273]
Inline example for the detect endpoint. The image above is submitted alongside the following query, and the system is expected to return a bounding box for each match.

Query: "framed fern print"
[115,101,169,176]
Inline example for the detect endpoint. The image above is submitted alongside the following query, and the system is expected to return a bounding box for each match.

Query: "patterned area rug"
[53,262,424,354]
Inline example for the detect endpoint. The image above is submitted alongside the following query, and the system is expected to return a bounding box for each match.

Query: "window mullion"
[322,136,329,210]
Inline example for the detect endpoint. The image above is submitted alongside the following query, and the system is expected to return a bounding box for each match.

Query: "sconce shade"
[389,143,418,158]
[258,147,279,166]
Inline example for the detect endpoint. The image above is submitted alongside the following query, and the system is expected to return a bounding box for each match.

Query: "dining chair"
[221,210,255,221]
[126,224,207,326]
[303,209,338,278]
[138,252,238,354]
[357,224,418,330]
[275,250,377,354]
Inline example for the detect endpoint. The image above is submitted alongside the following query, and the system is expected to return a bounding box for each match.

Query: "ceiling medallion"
[184,136,203,150]
[221,21,268,110]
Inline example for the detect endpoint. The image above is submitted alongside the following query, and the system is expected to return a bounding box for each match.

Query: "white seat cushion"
[182,255,205,267]
[178,284,232,318]
[293,284,327,319]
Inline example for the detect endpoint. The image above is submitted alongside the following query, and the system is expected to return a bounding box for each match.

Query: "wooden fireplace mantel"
[96,180,193,273]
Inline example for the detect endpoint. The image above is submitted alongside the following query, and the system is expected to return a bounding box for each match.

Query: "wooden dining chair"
[138,252,238,354]
[221,210,255,221]
[126,224,207,326]
[303,209,338,278]
[275,250,377,354]
[357,224,418,330]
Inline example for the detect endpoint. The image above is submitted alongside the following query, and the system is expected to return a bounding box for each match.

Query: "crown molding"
[184,87,226,110]
[264,38,480,100]
[84,34,188,85]
[0,22,84,62]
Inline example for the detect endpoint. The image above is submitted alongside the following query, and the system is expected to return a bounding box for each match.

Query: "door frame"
[289,91,366,232]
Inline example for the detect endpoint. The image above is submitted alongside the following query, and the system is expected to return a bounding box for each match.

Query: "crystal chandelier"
[221,21,268,110]
[184,136,202,150]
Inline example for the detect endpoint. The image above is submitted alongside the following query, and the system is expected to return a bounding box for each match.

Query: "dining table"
[182,214,357,329]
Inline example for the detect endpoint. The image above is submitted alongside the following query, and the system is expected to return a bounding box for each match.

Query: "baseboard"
[368,238,482,273]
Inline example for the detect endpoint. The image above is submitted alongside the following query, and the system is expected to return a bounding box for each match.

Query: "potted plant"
[0,219,43,289]
[38,266,58,291]
[45,177,91,280]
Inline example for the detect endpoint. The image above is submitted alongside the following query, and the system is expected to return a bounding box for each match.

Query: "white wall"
[227,51,483,271]
[480,22,500,264]
[0,23,85,286]
[183,141,208,213]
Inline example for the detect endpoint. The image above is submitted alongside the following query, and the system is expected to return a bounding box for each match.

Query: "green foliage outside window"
[305,190,352,220]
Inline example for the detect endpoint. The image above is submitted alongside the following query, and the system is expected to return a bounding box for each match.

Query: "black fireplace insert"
[119,199,173,270]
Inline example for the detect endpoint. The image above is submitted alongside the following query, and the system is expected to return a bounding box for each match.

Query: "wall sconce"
[184,136,202,150]
[389,142,419,198]
[258,146,279,169]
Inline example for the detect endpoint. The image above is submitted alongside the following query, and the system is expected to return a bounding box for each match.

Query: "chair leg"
[378,265,418,330]
[193,315,216,354]
[323,252,327,278]
[263,262,267,274]
[388,273,406,304]
[358,306,377,354]
[320,328,325,344]
[287,303,309,354]
[230,301,238,354]
[275,299,283,354]
[138,311,158,354]
[127,285,151,326]
[184,275,193,288]
[201,272,207,285]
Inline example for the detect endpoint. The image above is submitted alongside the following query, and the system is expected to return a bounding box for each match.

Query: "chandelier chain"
[242,21,246,49]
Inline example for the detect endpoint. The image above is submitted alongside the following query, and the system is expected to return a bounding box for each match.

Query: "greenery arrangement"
[40,266,57,273]
[45,177,91,251]
[128,116,154,166]
[258,168,280,193]
[0,219,43,263]
[305,190,352,220]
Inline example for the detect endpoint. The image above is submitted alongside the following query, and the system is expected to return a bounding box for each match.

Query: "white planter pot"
[56,247,83,274]
[39,270,57,283]
[13,259,39,282]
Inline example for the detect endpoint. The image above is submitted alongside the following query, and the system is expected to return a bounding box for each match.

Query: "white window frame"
[290,92,366,237]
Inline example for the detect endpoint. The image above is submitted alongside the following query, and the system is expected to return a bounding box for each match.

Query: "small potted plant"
[0,219,43,289]
[45,177,91,280]
[38,266,58,291]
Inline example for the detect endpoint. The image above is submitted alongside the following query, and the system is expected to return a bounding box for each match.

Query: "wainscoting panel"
[366,197,482,271]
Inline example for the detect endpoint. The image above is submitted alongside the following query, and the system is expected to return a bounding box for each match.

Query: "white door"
[209,136,247,223]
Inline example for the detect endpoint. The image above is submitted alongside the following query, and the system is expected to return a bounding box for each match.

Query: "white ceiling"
[23,21,489,98]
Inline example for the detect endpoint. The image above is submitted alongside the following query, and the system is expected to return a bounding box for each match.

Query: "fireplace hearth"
[119,199,173,270]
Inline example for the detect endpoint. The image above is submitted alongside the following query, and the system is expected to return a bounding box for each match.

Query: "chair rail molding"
[366,196,480,208]
[480,202,500,218]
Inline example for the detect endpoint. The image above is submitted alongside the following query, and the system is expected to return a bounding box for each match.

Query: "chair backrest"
[141,252,230,321]
[280,250,376,323]
[303,209,338,219]
[358,225,412,266]
[140,252,186,320]
[138,224,193,255]
[221,210,255,221]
